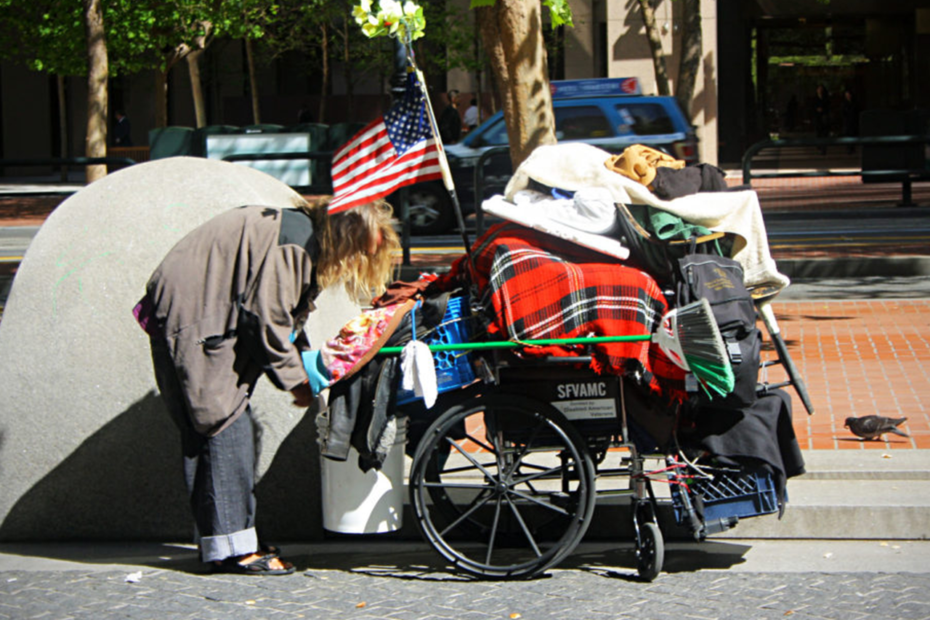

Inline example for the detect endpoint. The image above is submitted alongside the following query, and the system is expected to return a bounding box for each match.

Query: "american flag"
[328,70,444,213]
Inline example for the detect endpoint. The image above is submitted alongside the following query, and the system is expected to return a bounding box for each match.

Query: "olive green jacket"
[147,206,319,435]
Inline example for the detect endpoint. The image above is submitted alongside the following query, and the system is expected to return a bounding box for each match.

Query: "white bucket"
[320,417,406,534]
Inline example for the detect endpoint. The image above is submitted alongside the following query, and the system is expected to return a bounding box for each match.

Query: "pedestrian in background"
[463,98,479,132]
[438,90,462,144]
[812,84,830,154]
[113,110,132,147]
[134,198,400,575]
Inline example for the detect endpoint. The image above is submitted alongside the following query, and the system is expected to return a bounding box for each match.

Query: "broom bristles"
[660,298,735,398]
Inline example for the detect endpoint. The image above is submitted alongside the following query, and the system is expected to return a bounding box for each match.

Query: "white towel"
[401,340,438,408]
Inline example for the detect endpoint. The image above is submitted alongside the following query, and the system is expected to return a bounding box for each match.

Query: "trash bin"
[191,125,239,157]
[320,416,407,534]
[290,123,330,188]
[147,127,194,160]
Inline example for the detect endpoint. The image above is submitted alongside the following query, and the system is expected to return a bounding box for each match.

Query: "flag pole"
[402,43,478,283]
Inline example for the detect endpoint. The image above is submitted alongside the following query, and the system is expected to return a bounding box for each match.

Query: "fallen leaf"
[356,602,367,609]
[784,612,795,617]
[880,542,889,547]
[881,453,892,459]
[510,614,522,619]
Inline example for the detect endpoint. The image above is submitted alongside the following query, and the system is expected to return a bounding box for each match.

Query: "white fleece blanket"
[504,143,790,294]
[482,188,631,260]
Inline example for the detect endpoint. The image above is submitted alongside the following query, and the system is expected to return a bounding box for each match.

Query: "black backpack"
[676,254,761,408]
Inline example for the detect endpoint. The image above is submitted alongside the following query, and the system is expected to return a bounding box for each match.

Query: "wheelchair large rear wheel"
[409,394,596,579]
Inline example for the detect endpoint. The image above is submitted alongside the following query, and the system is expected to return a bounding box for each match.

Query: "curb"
[398,256,930,282]
[777,256,930,279]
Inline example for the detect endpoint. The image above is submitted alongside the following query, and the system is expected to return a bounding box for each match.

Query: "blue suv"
[398,78,699,235]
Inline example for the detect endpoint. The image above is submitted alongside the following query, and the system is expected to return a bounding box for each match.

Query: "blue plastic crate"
[397,296,476,405]
[673,468,779,523]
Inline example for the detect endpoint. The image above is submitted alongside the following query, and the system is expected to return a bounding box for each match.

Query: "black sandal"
[214,552,295,576]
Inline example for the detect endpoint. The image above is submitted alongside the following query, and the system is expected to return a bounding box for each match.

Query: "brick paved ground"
[2,566,929,620]
[766,299,930,450]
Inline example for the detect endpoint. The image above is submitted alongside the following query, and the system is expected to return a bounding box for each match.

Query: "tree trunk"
[318,22,329,123]
[475,0,555,169]
[245,38,260,124]
[187,49,207,128]
[675,0,702,122]
[474,18,483,125]
[186,23,212,129]
[154,69,169,128]
[57,75,69,182]
[82,0,108,183]
[638,0,670,96]
[342,20,355,122]
[154,46,186,129]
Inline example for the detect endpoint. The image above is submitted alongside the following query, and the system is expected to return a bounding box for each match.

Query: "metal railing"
[0,156,138,168]
[741,135,930,206]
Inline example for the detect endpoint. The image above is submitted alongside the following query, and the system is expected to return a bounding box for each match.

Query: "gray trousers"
[150,336,259,563]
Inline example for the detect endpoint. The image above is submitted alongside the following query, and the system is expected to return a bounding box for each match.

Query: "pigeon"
[844,415,909,441]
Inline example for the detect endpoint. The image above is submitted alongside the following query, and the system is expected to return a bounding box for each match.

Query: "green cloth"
[646,206,713,241]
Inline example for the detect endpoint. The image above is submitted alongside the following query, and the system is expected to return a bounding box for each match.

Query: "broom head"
[654,298,735,398]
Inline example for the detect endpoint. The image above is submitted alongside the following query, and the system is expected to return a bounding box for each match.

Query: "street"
[2,539,929,620]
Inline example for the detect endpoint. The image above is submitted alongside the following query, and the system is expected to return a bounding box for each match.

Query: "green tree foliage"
[0,0,262,75]
[260,0,393,123]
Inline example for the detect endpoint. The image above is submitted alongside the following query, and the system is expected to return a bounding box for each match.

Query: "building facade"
[1,0,928,175]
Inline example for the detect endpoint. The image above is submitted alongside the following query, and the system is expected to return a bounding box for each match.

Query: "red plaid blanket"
[446,223,685,402]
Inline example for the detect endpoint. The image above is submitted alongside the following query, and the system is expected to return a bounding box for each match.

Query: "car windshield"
[614,103,676,135]
[555,106,613,140]
[475,118,509,146]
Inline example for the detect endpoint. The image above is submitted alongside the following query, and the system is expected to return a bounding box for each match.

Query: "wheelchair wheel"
[635,522,664,582]
[409,394,596,579]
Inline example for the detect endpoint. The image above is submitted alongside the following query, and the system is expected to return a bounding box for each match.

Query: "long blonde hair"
[299,197,400,301]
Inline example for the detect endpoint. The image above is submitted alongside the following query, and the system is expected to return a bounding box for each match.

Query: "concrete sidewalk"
[1,174,929,556]
[1,450,929,572]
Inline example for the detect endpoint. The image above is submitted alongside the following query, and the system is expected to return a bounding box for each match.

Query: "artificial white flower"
[380,0,401,16]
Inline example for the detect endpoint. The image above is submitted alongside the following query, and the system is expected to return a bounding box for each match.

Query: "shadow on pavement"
[0,537,753,580]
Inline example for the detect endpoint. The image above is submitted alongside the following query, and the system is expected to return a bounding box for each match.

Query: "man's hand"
[290,380,315,408]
